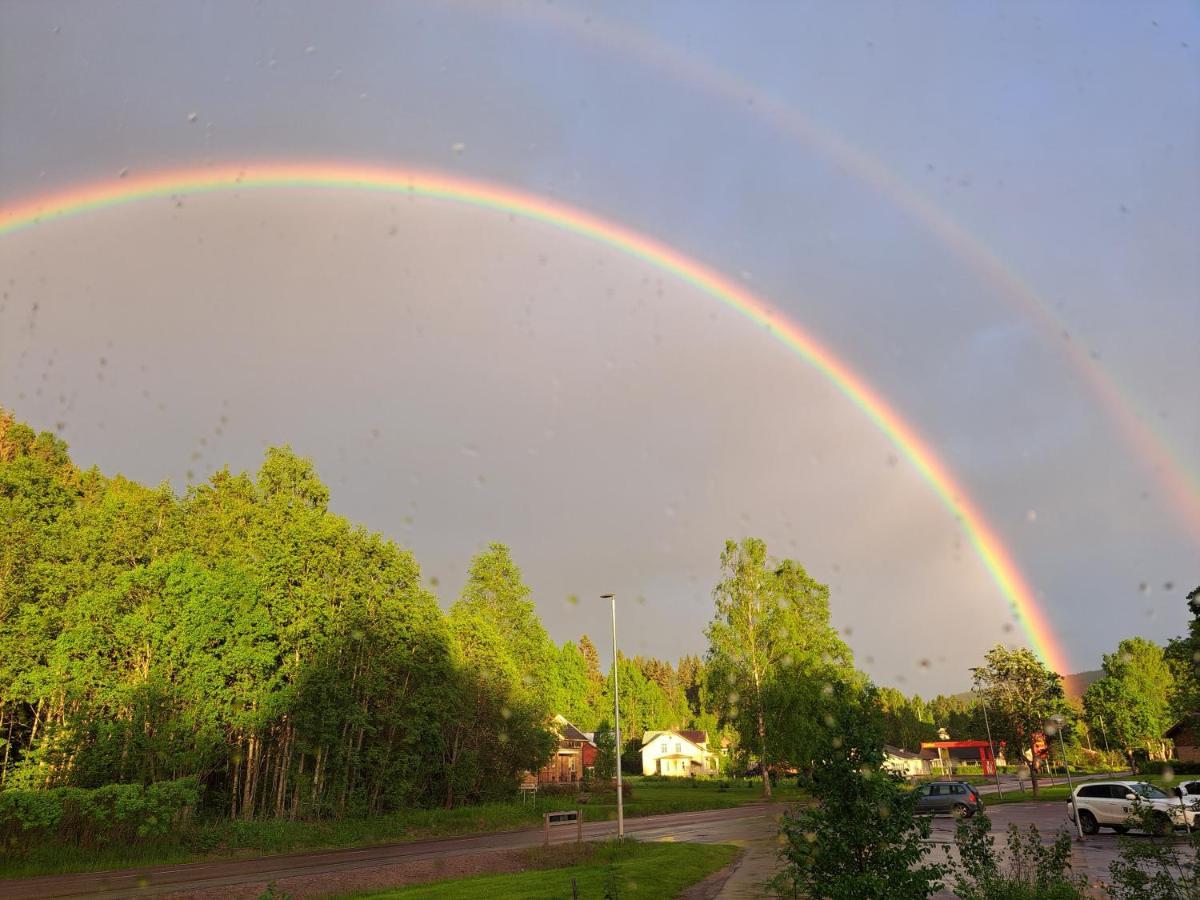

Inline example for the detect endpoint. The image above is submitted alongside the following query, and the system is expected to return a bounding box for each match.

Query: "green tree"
[774,687,942,899]
[1083,637,1174,767]
[557,642,596,730]
[704,538,854,797]
[452,544,559,708]
[592,720,617,781]
[971,645,1066,797]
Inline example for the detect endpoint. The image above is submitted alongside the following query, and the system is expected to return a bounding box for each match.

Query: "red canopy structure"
[920,740,997,775]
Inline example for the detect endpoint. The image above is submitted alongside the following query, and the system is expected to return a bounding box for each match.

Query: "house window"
[676,742,682,754]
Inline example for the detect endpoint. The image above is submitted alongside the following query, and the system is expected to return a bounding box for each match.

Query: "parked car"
[913,781,983,817]
[1066,780,1197,835]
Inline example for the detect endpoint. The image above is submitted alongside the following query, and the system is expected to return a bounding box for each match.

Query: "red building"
[536,715,598,784]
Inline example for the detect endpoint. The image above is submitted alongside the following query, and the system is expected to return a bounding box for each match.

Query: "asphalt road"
[1,804,774,899]
[3,795,1178,898]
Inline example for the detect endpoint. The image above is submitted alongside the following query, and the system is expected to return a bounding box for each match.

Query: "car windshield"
[1132,783,1169,800]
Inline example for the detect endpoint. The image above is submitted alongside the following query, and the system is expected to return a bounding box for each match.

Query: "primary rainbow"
[0,162,1071,674]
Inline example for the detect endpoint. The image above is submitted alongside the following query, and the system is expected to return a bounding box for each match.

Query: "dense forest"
[0,410,725,818]
[5,407,1194,828]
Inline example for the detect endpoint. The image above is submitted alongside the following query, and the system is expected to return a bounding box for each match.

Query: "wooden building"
[536,715,598,784]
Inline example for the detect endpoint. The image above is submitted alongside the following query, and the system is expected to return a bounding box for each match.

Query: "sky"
[1,1,1197,694]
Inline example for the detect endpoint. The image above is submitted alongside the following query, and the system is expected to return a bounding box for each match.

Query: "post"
[981,700,1003,800]
[544,811,550,849]
[1053,717,1083,841]
[603,593,624,840]
[577,808,583,844]
[1098,715,1113,775]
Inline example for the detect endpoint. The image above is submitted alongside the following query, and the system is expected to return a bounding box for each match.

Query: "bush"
[1138,760,1200,777]
[0,778,199,854]
[1109,802,1200,898]
[946,812,1088,899]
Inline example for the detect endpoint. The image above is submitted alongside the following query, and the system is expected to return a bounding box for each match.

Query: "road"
[0,804,776,899]
[2,793,1172,898]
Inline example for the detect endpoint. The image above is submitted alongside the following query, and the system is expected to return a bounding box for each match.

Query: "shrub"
[1109,802,1200,898]
[1139,760,1200,777]
[0,778,199,854]
[945,812,1088,899]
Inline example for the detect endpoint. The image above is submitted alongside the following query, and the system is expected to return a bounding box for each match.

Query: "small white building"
[883,745,931,778]
[641,729,720,776]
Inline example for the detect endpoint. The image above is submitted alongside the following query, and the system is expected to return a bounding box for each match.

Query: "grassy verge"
[0,777,790,880]
[344,840,739,899]
[982,775,1177,806]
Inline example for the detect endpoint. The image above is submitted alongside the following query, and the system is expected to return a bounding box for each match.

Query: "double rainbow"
[0,162,1071,674]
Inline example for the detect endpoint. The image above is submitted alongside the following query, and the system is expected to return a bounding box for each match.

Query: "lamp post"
[601,593,624,840]
[1097,714,1114,775]
[980,698,1003,800]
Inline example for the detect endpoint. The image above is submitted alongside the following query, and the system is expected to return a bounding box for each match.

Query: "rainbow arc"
[0,162,1071,674]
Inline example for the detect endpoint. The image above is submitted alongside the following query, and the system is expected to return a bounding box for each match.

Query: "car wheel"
[953,802,973,818]
[1150,812,1172,837]
[1111,825,1128,834]
[1078,810,1099,836]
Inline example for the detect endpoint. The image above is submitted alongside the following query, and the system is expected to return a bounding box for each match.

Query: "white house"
[640,729,720,776]
[883,745,931,778]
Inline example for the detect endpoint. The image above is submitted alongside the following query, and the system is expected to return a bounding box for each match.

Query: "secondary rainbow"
[0,162,1071,673]
[483,0,1200,543]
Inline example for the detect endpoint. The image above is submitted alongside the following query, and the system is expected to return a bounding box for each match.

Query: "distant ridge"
[954,669,1103,705]
[1061,669,1103,702]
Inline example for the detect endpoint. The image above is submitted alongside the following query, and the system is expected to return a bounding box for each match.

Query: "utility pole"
[601,593,624,840]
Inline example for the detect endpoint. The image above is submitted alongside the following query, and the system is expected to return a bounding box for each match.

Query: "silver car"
[914,781,983,817]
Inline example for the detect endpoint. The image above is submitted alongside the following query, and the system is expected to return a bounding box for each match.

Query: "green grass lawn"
[345,840,739,900]
[982,774,1180,806]
[0,776,789,880]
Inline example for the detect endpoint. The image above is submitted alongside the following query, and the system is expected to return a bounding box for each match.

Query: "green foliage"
[774,689,941,900]
[1108,803,1200,899]
[1165,587,1200,722]
[1083,637,1174,765]
[971,645,1067,795]
[0,777,198,853]
[0,411,549,827]
[704,538,856,797]
[592,721,617,781]
[945,812,1087,899]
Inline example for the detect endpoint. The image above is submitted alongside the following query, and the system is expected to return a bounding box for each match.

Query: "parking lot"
[927,800,1193,889]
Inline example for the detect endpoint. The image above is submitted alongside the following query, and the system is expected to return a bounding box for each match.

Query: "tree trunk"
[1028,740,1040,797]
[756,700,772,799]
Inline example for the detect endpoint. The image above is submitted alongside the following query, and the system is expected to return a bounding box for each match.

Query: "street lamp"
[601,593,624,840]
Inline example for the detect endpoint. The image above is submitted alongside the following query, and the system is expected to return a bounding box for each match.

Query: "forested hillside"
[0,409,715,818]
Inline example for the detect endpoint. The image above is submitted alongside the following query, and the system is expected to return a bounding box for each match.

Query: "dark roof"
[883,745,923,760]
[679,730,707,746]
[558,721,592,744]
[1166,716,1199,742]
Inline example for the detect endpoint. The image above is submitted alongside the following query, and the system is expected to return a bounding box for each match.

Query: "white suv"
[1067,780,1196,835]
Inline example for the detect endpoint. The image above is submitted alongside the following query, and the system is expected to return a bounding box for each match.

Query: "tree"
[971,645,1066,797]
[1164,586,1200,722]
[592,720,617,781]
[1083,637,1174,767]
[557,642,596,730]
[704,538,854,798]
[774,687,942,899]
[452,544,559,710]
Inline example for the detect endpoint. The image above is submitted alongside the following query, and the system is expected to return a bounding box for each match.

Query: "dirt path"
[3,804,775,899]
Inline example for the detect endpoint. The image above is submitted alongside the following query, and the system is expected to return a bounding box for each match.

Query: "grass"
[981,774,1179,806]
[344,839,739,899]
[0,776,790,880]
